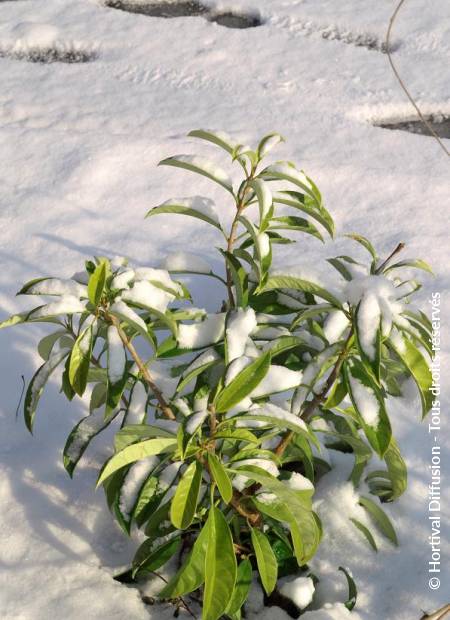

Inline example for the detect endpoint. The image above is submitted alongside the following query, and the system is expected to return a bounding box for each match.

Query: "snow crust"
[280,576,315,610]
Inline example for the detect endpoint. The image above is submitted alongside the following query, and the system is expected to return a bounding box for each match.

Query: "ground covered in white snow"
[0,1,449,619]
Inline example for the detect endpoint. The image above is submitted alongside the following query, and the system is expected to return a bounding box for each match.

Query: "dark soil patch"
[103,0,208,17]
[376,116,450,139]
[208,11,263,29]
[0,47,97,63]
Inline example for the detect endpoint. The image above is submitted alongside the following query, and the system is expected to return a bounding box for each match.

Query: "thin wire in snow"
[385,0,450,158]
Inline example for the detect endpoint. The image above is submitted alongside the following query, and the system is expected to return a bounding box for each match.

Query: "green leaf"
[257,132,285,158]
[383,438,407,500]
[327,258,353,281]
[38,331,73,361]
[97,438,177,486]
[232,466,320,563]
[114,424,176,452]
[226,558,253,616]
[270,215,323,241]
[159,155,234,194]
[64,409,119,476]
[359,496,398,546]
[176,353,220,393]
[251,528,278,595]
[133,536,181,578]
[388,335,433,418]
[88,260,108,306]
[273,191,334,237]
[213,428,259,444]
[208,453,232,503]
[344,359,391,458]
[146,198,223,231]
[170,461,203,530]
[354,301,382,380]
[159,519,210,598]
[218,250,249,307]
[203,506,237,620]
[188,129,237,155]
[214,351,271,413]
[349,518,378,551]
[384,259,433,275]
[345,233,377,262]
[252,498,304,565]
[262,274,342,308]
[248,178,273,224]
[261,163,317,203]
[69,322,95,397]
[24,347,70,432]
[339,566,357,611]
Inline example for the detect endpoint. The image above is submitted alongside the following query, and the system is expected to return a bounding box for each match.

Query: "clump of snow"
[232,458,279,491]
[162,251,213,274]
[107,326,126,384]
[125,381,147,425]
[280,576,315,610]
[301,603,356,619]
[121,280,174,313]
[348,374,380,427]
[30,295,85,318]
[118,456,158,520]
[256,231,271,258]
[323,310,349,343]
[111,269,135,290]
[246,402,309,433]
[251,365,303,397]
[226,307,257,361]
[178,313,225,349]
[287,471,314,491]
[65,408,110,463]
[357,292,381,360]
[185,408,208,435]
[25,278,87,298]
[109,300,148,333]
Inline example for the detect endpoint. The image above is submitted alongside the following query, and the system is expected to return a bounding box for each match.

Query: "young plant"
[0,129,433,618]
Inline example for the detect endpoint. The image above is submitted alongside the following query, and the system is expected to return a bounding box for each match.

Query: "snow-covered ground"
[0,1,449,618]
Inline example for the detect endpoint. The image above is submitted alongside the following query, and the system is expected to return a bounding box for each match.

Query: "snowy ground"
[0,0,449,619]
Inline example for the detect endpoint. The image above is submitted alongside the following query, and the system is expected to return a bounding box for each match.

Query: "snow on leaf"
[225,308,257,362]
[158,155,234,194]
[27,296,86,320]
[18,277,87,298]
[178,313,226,350]
[107,326,126,384]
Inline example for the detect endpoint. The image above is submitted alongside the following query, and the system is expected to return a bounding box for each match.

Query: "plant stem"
[375,242,405,274]
[274,330,353,458]
[107,314,176,421]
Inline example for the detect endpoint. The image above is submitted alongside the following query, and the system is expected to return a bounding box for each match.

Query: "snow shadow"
[0,46,97,63]
[374,115,450,139]
[103,0,264,29]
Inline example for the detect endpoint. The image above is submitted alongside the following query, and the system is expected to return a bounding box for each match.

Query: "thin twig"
[375,241,405,274]
[107,314,176,420]
[386,0,449,157]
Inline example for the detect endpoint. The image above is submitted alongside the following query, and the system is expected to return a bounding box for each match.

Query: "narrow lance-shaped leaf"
[203,506,237,620]
[248,178,273,225]
[226,558,253,617]
[159,518,211,598]
[251,528,278,595]
[188,129,237,155]
[349,518,378,551]
[344,359,392,458]
[69,321,95,397]
[261,274,342,308]
[273,191,335,237]
[159,155,234,195]
[88,259,108,306]
[388,334,433,418]
[208,453,233,503]
[97,438,177,487]
[170,460,203,530]
[24,346,70,432]
[359,495,398,546]
[64,409,119,476]
[339,566,357,611]
[133,536,181,578]
[218,250,249,307]
[146,197,223,231]
[214,351,271,413]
